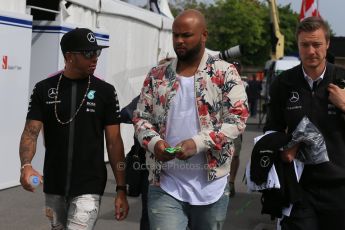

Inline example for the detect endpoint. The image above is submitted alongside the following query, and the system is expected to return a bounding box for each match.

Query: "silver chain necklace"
[54,74,91,125]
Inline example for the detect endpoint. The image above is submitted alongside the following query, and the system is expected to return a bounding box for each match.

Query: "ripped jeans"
[45,194,101,230]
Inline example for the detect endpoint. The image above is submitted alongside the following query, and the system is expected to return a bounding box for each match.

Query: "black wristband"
[116,185,127,193]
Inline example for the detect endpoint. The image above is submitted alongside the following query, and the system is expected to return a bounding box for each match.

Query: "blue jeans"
[148,184,230,230]
[45,194,100,230]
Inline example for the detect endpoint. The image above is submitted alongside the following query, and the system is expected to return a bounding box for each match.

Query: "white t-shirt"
[160,75,227,205]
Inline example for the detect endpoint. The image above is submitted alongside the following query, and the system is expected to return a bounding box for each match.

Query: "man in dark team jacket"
[265,17,345,230]
[19,28,129,229]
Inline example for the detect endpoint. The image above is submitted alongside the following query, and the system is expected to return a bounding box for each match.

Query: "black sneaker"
[229,182,235,197]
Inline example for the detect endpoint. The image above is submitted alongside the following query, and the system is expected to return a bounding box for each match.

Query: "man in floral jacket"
[133,9,248,230]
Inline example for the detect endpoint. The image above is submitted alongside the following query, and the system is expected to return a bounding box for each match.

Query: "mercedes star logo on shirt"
[48,88,57,99]
[289,91,300,103]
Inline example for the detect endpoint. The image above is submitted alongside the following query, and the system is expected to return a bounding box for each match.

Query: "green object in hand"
[165,147,182,155]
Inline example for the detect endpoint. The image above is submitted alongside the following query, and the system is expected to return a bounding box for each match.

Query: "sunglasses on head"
[69,49,102,59]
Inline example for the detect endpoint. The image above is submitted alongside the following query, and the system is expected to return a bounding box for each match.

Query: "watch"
[116,185,127,193]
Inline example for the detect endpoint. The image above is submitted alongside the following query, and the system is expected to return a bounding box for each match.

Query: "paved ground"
[0,117,277,230]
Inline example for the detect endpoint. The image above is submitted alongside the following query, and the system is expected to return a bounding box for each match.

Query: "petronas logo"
[87,90,96,100]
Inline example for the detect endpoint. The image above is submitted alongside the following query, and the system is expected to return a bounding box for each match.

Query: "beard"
[174,40,202,61]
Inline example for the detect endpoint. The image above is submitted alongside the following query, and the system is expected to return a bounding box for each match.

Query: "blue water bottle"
[29,175,40,188]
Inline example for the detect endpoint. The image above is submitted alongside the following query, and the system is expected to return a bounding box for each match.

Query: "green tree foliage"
[168,0,302,66]
[205,0,271,65]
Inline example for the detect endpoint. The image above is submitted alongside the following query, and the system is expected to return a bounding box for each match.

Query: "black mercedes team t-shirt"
[27,73,121,197]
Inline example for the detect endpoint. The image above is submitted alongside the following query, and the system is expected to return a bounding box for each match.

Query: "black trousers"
[281,186,345,230]
[140,170,150,230]
[281,207,345,230]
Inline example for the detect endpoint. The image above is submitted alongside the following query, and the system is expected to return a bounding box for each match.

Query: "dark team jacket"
[27,73,121,197]
[264,63,345,207]
[264,63,345,209]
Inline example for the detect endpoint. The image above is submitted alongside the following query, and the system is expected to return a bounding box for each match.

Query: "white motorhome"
[261,56,300,100]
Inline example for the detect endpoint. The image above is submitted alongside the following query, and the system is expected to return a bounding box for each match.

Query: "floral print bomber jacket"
[133,52,249,185]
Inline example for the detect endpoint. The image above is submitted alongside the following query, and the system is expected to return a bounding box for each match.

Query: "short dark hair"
[295,17,330,42]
